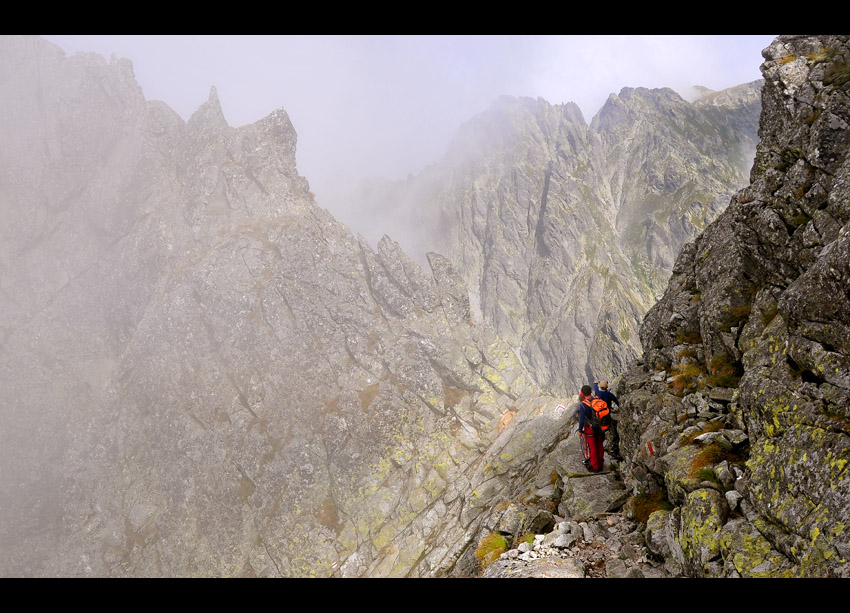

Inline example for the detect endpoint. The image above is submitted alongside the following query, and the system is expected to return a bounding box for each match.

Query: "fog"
[2,34,774,575]
[42,35,775,224]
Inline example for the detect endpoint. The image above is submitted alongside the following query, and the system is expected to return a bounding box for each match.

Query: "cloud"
[530,35,772,121]
[41,34,776,217]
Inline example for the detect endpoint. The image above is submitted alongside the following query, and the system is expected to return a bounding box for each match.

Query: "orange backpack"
[584,397,611,432]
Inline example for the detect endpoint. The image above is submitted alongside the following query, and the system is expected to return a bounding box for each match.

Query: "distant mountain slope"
[344,82,761,395]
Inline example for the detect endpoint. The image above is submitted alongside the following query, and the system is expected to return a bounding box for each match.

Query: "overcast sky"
[42,35,777,210]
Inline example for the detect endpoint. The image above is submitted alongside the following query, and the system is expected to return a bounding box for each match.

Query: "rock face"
[5,34,844,580]
[0,36,576,577]
[480,510,669,579]
[346,83,761,395]
[445,411,666,579]
[616,35,850,578]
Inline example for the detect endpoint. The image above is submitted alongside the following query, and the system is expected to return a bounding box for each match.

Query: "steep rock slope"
[616,34,850,578]
[0,36,180,573]
[348,84,761,395]
[0,36,574,577]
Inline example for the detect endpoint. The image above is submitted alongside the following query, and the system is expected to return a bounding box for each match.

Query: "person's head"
[580,384,593,398]
[599,380,609,391]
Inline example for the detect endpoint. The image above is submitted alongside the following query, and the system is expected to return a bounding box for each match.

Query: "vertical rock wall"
[616,34,850,578]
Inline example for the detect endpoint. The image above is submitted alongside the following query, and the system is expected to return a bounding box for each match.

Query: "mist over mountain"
[1,34,847,578]
[0,35,571,577]
[339,82,761,396]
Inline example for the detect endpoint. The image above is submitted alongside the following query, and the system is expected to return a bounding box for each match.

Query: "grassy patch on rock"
[677,347,699,360]
[670,363,705,396]
[676,327,703,345]
[632,489,674,523]
[761,304,779,325]
[720,305,752,332]
[680,420,725,447]
[706,354,742,388]
[693,467,723,487]
[474,532,508,569]
[689,443,747,479]
[825,61,850,87]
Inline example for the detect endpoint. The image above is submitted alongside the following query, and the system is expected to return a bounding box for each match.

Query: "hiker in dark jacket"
[577,384,605,472]
[593,378,619,458]
[593,378,619,408]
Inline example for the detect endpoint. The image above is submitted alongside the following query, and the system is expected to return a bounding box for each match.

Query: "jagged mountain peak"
[187,84,228,130]
[560,100,586,125]
[593,85,703,132]
[480,94,585,123]
[440,94,590,176]
[207,84,221,106]
[689,84,716,98]
[692,80,764,108]
[591,87,680,134]
[616,85,684,102]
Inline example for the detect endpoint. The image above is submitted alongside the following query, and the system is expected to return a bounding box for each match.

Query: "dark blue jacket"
[577,398,594,432]
[594,383,619,409]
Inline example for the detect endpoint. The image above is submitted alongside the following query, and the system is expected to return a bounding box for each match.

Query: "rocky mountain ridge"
[342,80,761,397]
[2,34,847,579]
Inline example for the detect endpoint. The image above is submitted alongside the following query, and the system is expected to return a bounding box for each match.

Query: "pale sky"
[41,35,777,212]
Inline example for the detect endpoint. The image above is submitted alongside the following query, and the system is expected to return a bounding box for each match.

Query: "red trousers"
[582,426,605,472]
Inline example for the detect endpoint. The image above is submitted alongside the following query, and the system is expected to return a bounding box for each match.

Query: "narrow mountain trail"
[480,424,672,578]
